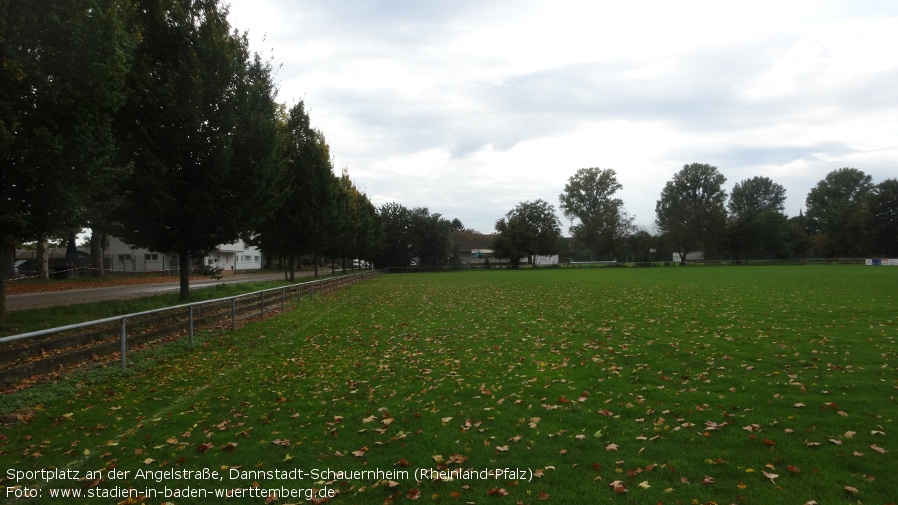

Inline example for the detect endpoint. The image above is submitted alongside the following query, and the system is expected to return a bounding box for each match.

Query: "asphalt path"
[5,272,316,311]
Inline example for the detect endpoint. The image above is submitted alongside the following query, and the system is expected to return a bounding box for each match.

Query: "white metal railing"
[0,270,384,372]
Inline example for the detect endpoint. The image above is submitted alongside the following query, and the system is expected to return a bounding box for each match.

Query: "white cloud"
[227,0,898,233]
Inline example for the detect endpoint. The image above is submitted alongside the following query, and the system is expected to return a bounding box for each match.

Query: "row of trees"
[495,164,897,265]
[0,0,382,327]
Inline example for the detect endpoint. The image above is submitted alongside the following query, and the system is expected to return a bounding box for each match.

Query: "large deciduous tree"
[492,199,562,267]
[113,0,283,298]
[0,0,136,325]
[655,163,727,262]
[559,167,635,259]
[377,202,413,268]
[727,176,791,259]
[375,203,454,268]
[804,167,873,257]
[863,178,898,256]
[409,208,453,267]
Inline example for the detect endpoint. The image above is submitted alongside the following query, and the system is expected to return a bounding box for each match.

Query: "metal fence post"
[281,287,286,312]
[231,298,236,330]
[120,318,127,371]
[260,292,265,320]
[188,305,194,346]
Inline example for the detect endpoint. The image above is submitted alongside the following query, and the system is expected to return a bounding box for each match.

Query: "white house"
[672,251,704,262]
[105,236,262,273]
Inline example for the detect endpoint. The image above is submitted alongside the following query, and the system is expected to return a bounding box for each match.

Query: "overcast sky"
[227,0,898,234]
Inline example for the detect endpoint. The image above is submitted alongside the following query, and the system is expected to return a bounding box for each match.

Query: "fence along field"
[0,271,380,390]
[0,265,896,504]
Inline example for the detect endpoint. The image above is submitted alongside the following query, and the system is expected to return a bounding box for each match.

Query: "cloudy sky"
[227,0,898,234]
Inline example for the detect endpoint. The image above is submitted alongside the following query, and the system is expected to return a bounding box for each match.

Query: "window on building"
[118,254,132,262]
[145,253,158,261]
[254,256,260,262]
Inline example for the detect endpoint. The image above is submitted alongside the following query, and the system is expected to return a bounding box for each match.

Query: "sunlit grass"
[1,266,895,504]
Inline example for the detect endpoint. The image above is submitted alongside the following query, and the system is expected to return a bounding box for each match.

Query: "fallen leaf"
[487,487,509,497]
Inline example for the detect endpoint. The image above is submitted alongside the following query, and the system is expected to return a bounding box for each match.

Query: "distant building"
[105,236,262,273]
[672,251,704,262]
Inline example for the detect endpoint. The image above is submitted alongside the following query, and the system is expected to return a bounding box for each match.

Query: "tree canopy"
[0,0,137,324]
[863,178,898,256]
[726,176,791,259]
[805,167,873,257]
[559,167,634,259]
[492,199,562,267]
[655,163,728,262]
[113,0,284,298]
[728,176,786,218]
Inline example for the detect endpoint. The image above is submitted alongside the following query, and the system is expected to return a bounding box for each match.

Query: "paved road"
[5,272,314,311]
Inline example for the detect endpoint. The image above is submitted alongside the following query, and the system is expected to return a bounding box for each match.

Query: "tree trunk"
[0,239,14,329]
[90,230,106,277]
[288,254,295,282]
[313,252,319,277]
[179,249,190,300]
[37,237,49,279]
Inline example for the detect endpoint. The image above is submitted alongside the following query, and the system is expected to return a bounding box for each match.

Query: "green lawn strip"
[0,266,895,504]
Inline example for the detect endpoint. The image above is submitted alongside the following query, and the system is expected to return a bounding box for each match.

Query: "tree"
[252,101,333,280]
[864,178,898,256]
[409,208,453,267]
[492,199,562,267]
[377,202,413,268]
[559,167,635,259]
[804,167,873,257]
[655,163,727,262]
[327,169,379,271]
[726,176,791,259]
[113,0,284,298]
[728,176,786,217]
[0,0,136,325]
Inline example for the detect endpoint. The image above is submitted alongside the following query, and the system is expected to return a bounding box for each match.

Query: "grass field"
[1,266,896,504]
